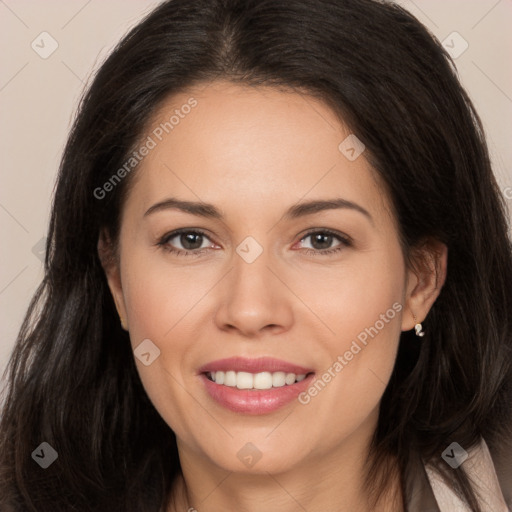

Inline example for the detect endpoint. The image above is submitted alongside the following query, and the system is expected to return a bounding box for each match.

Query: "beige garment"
[423,438,509,512]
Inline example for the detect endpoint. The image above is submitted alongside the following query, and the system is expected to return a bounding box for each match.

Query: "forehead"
[124,80,393,225]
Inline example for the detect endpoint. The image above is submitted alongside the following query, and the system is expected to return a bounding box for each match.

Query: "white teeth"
[272,371,286,387]
[285,373,296,385]
[236,372,253,389]
[208,370,308,389]
[253,372,272,389]
[224,371,237,387]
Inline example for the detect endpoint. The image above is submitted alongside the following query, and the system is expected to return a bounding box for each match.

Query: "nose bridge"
[232,242,272,297]
[214,237,293,335]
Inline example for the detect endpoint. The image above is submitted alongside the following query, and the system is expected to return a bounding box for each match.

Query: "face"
[104,80,429,477]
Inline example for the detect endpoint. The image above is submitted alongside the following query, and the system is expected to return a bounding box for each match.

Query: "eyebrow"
[144,197,373,223]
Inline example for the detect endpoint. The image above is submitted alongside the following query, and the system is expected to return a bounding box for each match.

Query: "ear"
[98,229,128,330]
[401,239,448,332]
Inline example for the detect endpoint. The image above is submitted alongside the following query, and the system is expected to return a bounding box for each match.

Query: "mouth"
[198,357,315,414]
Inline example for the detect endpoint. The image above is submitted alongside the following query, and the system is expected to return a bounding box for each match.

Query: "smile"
[199,357,315,414]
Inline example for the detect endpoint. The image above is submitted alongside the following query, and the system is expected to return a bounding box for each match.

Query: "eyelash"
[156,228,352,257]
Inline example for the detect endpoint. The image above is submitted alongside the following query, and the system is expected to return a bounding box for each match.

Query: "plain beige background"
[1,0,511,384]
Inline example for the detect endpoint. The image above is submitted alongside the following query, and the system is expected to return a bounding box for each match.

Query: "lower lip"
[200,373,315,414]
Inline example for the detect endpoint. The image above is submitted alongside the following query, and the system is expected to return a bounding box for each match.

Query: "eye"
[157,229,216,256]
[295,229,352,256]
[156,228,351,257]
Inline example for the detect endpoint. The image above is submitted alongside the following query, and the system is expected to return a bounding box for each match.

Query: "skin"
[100,80,447,512]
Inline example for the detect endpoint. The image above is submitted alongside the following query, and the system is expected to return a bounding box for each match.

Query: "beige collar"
[424,438,509,511]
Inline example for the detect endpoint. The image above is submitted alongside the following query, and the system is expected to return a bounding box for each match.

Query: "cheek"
[118,248,217,437]
[120,245,211,342]
[294,246,405,433]
[334,247,405,374]
[296,243,405,349]
[120,255,214,398]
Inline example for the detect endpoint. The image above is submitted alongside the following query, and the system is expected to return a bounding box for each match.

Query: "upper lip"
[198,357,314,375]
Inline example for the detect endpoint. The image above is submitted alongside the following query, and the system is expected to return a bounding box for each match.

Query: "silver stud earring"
[413,314,425,337]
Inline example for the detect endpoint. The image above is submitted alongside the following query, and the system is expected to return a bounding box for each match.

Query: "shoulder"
[424,437,510,512]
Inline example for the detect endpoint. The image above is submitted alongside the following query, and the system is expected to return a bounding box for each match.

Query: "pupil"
[181,233,202,250]
[312,233,332,250]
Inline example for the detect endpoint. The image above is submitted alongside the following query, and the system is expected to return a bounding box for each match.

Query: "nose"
[213,246,294,338]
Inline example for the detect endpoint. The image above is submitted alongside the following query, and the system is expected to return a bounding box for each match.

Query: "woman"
[1,0,511,510]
